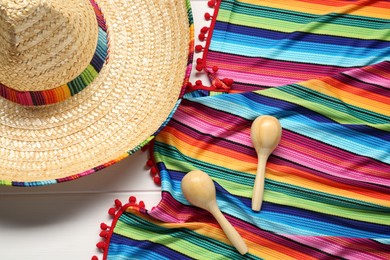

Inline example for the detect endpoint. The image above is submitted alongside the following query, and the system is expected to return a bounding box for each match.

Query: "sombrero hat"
[0,0,192,186]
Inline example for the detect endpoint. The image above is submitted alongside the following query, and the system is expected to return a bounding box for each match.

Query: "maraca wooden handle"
[210,205,248,255]
[252,155,267,212]
[250,116,281,212]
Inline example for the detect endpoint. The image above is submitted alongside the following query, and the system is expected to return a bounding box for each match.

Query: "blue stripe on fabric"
[214,22,390,49]
[374,238,390,244]
[210,37,390,67]
[187,93,390,163]
[220,1,390,30]
[212,30,390,59]
[108,243,170,260]
[108,233,189,260]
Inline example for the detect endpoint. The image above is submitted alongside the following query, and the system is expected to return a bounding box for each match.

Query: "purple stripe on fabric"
[207,51,350,75]
[216,68,299,87]
[231,82,270,92]
[271,155,390,195]
[214,22,390,50]
[287,236,390,260]
[181,99,251,126]
[275,145,390,188]
[343,62,390,89]
[282,130,390,175]
[173,107,254,148]
[244,90,390,138]
[170,117,254,156]
[335,73,390,97]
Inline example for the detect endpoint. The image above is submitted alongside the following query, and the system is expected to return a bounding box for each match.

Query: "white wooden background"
[0,1,210,259]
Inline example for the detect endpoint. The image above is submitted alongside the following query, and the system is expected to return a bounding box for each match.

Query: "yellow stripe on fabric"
[261,88,389,132]
[240,0,390,19]
[156,153,196,173]
[218,10,390,40]
[116,211,233,259]
[267,166,390,208]
[301,79,390,117]
[157,151,254,198]
[266,189,390,225]
[157,131,256,174]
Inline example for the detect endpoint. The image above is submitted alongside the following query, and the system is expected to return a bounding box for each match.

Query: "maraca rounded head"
[181,170,217,211]
[251,115,282,154]
[181,170,249,255]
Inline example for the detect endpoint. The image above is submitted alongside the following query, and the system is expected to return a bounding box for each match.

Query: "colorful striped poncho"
[101,0,390,259]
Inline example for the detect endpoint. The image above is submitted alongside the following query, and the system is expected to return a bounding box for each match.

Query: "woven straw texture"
[0,0,98,91]
[0,0,191,185]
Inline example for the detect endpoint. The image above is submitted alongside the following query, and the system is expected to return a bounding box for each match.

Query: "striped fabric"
[106,0,390,259]
[208,0,390,92]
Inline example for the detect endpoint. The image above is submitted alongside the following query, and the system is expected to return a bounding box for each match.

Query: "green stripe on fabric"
[288,84,390,124]
[221,0,390,30]
[218,9,390,40]
[155,143,255,187]
[267,179,390,212]
[115,212,258,259]
[153,147,196,172]
[260,87,390,131]
[266,189,390,226]
[213,177,252,198]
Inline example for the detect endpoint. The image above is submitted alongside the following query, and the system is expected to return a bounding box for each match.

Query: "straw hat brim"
[0,0,192,185]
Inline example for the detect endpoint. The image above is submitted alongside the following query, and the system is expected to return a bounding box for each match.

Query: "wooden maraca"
[251,115,282,212]
[181,170,248,255]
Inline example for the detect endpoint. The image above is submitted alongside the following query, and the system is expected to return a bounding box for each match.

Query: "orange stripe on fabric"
[281,138,388,176]
[320,237,390,258]
[361,65,390,80]
[296,0,390,9]
[269,163,390,206]
[159,127,256,171]
[322,77,390,105]
[240,0,390,19]
[301,79,390,116]
[244,231,318,260]
[212,60,323,82]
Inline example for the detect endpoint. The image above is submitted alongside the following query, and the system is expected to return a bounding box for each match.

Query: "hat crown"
[0,0,98,92]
